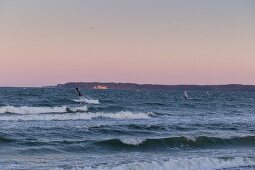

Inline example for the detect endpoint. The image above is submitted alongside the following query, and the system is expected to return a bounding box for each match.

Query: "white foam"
[72,97,100,104]
[0,105,88,114]
[84,156,255,170]
[120,137,145,146]
[0,111,153,121]
[100,111,153,119]
[0,106,67,114]
[68,106,88,112]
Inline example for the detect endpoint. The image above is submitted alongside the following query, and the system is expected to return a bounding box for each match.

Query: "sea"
[0,87,255,170]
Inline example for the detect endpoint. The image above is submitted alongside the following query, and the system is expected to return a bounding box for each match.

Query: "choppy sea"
[0,88,255,169]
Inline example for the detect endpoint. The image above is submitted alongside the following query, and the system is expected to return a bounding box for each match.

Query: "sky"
[0,0,255,87]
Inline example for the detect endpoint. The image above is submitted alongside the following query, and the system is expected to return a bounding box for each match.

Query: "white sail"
[184,91,189,98]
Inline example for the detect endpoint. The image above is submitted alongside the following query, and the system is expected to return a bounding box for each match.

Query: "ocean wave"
[72,97,100,104]
[3,135,255,152]
[127,124,167,131]
[144,102,165,106]
[67,106,89,113]
[0,111,153,121]
[96,136,255,149]
[0,136,13,143]
[0,105,88,114]
[88,105,125,113]
[84,156,255,170]
[119,137,146,145]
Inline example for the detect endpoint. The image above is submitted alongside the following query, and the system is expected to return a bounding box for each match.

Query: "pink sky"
[0,1,255,87]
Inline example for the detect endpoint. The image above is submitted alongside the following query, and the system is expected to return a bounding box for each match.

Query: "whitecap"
[72,97,100,104]
[0,111,153,121]
[84,156,255,170]
[0,105,88,114]
[120,137,146,146]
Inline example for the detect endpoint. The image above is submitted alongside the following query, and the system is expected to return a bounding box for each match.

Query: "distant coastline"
[55,82,255,91]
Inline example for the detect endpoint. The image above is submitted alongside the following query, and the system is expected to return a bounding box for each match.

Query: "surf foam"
[72,97,100,104]
[0,105,88,114]
[0,111,153,121]
[120,137,146,146]
[84,156,255,170]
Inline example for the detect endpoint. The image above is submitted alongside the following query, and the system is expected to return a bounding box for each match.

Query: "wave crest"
[72,97,100,104]
[96,136,255,149]
[0,111,153,121]
[0,105,88,114]
[120,137,146,145]
[85,157,255,170]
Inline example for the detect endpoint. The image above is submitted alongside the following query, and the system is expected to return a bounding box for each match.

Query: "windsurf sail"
[184,90,189,99]
[76,88,84,96]
[74,88,99,104]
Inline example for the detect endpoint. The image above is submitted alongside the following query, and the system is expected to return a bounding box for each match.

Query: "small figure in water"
[184,90,189,100]
[76,88,83,96]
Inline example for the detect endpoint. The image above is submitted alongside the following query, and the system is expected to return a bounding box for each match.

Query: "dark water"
[0,88,255,169]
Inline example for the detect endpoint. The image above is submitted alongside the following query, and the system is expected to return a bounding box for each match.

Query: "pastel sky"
[0,0,255,87]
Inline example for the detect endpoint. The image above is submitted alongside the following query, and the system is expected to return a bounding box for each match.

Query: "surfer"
[75,88,84,96]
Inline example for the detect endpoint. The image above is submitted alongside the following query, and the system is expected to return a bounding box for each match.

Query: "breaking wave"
[0,111,153,121]
[96,136,255,149]
[72,97,100,104]
[119,137,146,145]
[2,135,255,152]
[0,105,88,114]
[85,156,255,170]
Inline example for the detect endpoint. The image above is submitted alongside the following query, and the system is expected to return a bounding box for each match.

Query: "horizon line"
[1,82,255,88]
